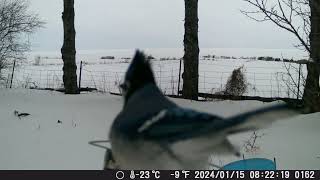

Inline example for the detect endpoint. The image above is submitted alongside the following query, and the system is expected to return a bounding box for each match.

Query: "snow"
[0,48,318,169]
[0,88,319,170]
[0,89,121,169]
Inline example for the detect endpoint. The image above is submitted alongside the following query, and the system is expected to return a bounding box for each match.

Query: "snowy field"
[1,48,319,170]
[0,89,319,170]
[1,48,309,98]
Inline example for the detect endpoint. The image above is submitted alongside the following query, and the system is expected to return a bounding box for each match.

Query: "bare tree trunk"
[303,0,320,112]
[61,0,79,94]
[183,0,199,100]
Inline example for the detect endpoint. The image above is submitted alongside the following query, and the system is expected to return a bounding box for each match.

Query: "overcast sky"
[28,0,300,51]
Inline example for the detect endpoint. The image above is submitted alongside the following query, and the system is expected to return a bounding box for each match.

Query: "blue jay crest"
[120,50,156,104]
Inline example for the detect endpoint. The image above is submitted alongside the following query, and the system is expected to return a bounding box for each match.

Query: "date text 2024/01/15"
[113,170,318,180]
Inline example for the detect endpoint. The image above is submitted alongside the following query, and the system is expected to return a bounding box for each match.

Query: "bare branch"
[242,0,311,53]
[0,0,45,71]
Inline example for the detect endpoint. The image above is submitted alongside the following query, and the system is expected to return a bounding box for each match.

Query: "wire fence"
[0,59,306,100]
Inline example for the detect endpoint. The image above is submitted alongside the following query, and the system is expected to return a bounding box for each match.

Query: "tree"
[305,0,320,112]
[242,0,320,112]
[183,0,199,100]
[61,0,79,94]
[0,0,44,74]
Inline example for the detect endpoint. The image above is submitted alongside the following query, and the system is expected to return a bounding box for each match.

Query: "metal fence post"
[177,58,182,95]
[297,63,302,100]
[254,72,256,96]
[203,72,206,93]
[10,60,16,89]
[79,61,83,91]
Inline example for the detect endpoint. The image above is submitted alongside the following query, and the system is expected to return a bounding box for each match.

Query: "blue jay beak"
[119,82,128,92]
[119,81,130,97]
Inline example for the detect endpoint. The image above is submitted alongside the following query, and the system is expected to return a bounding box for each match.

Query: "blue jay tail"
[120,50,156,104]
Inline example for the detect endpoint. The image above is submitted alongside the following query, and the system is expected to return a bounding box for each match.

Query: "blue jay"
[109,50,299,170]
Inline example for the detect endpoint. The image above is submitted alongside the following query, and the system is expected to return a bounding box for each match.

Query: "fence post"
[171,69,174,95]
[203,72,206,93]
[270,74,273,98]
[10,59,16,89]
[79,61,83,91]
[254,72,256,96]
[297,63,302,100]
[159,63,162,91]
[6,74,10,88]
[220,72,224,90]
[39,70,42,88]
[177,58,182,95]
[276,73,280,97]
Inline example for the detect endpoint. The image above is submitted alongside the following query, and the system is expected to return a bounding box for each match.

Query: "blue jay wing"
[138,108,225,143]
[138,103,299,143]
[224,103,299,134]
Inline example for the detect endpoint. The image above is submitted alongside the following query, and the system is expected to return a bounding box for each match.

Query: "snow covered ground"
[0,48,318,169]
[0,89,319,170]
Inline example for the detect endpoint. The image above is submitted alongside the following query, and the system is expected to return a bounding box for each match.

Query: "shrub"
[147,55,155,60]
[257,56,264,60]
[101,56,115,60]
[34,55,41,65]
[224,66,248,96]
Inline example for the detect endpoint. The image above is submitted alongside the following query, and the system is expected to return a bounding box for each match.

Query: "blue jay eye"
[119,83,127,90]
[119,82,130,91]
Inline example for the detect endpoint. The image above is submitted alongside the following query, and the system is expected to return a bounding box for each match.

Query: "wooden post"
[177,58,182,95]
[79,61,83,92]
[297,63,302,100]
[10,60,16,89]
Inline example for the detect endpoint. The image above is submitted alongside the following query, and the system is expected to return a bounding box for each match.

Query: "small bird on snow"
[109,50,299,170]
[14,110,31,119]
